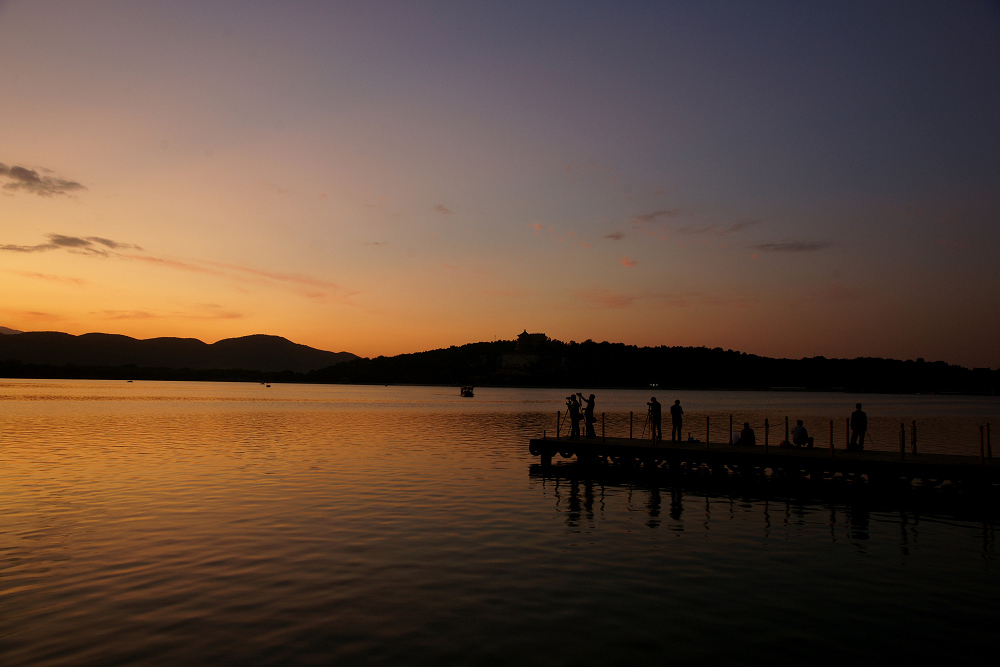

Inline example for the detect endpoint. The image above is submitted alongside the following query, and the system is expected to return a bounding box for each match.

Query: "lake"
[1,380,997,665]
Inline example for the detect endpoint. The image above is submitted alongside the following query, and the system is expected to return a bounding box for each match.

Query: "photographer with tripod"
[566,394,582,440]
[647,397,662,442]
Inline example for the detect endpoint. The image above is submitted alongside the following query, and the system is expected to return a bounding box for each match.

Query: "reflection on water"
[532,462,999,557]
[0,380,997,665]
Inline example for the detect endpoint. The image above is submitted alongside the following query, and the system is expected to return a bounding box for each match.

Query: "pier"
[527,435,1000,487]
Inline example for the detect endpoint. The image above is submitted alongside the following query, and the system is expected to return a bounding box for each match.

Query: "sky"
[1,1,998,367]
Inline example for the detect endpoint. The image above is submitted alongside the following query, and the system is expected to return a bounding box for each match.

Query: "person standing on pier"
[648,397,662,442]
[849,403,867,451]
[579,393,597,438]
[567,394,582,440]
[670,399,684,442]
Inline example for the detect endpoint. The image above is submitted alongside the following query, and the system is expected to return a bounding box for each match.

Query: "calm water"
[1,380,998,665]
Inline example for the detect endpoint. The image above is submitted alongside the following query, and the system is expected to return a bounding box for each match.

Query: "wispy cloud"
[633,209,683,225]
[2,232,352,303]
[363,241,388,246]
[93,305,245,321]
[482,288,527,298]
[604,231,624,241]
[577,287,636,309]
[620,257,638,268]
[652,292,758,308]
[754,241,832,253]
[1,309,66,322]
[807,284,861,302]
[6,270,87,285]
[434,204,454,215]
[0,163,85,197]
[724,219,763,234]
[0,234,140,255]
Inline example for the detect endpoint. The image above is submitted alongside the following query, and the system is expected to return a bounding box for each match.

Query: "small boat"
[460,386,474,397]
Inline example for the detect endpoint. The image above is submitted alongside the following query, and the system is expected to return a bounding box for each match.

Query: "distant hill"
[307,338,997,395]
[0,332,356,373]
[0,326,22,335]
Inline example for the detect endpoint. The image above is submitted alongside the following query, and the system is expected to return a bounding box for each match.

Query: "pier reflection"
[529,462,997,557]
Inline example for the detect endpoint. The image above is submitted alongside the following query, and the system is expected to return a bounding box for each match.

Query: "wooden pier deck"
[528,436,1000,485]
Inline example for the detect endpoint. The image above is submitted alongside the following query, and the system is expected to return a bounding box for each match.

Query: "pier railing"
[549,411,993,462]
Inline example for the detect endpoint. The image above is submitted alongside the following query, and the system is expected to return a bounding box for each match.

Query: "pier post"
[845,418,850,449]
[911,420,917,455]
[729,415,733,444]
[764,418,769,452]
[981,426,985,464]
[899,422,905,460]
[630,411,633,440]
[602,413,605,443]
[556,411,561,440]
[706,416,710,449]
[829,420,834,457]
[988,423,992,460]
[784,416,789,446]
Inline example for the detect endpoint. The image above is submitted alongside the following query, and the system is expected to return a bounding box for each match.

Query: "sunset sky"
[2,1,998,367]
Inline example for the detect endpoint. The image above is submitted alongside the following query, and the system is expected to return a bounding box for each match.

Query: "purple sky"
[1,1,998,366]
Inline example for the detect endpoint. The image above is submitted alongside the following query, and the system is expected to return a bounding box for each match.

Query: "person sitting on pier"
[739,422,756,446]
[648,397,662,442]
[579,393,597,438]
[791,420,814,448]
[567,394,582,440]
[849,403,867,451]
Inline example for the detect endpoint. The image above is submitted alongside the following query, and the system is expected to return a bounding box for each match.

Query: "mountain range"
[0,330,356,373]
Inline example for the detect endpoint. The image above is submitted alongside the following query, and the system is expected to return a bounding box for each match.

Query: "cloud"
[0,163,85,197]
[94,306,245,321]
[652,292,758,308]
[604,231,625,240]
[363,241,388,246]
[576,287,636,309]
[482,289,527,298]
[87,236,142,250]
[724,219,763,234]
[6,270,86,285]
[633,209,683,225]
[753,241,832,253]
[434,204,454,215]
[94,310,158,320]
[1,232,351,303]
[808,284,861,302]
[620,257,638,268]
[204,260,349,300]
[531,223,544,232]
[0,233,140,255]
[1,309,66,322]
[674,223,718,235]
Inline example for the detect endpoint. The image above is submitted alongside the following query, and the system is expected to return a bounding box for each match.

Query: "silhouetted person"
[648,397,662,442]
[670,399,683,442]
[579,393,597,438]
[739,422,756,446]
[791,420,814,448]
[567,394,582,440]
[849,403,867,451]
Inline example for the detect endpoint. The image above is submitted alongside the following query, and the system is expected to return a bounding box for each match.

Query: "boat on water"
[460,386,474,397]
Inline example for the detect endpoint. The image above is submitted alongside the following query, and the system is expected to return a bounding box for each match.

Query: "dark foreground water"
[1,381,997,665]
